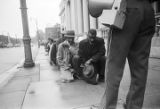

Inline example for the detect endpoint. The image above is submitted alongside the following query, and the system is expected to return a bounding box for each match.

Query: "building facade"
[59,0,160,40]
[59,0,108,40]
[45,24,61,41]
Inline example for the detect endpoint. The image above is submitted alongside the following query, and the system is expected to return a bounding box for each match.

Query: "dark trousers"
[99,1,155,109]
[50,43,57,65]
[72,55,106,78]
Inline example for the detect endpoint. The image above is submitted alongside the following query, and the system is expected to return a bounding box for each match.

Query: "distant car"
[7,43,13,48]
[14,44,21,47]
[0,42,7,48]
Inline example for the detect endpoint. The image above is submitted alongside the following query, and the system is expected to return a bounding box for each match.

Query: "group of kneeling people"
[47,29,106,85]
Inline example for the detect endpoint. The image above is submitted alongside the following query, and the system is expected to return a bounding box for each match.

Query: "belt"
[128,0,150,3]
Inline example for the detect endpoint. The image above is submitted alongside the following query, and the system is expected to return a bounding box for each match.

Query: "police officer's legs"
[99,1,155,109]
[99,4,142,109]
[125,2,155,108]
[126,35,153,109]
[100,32,131,109]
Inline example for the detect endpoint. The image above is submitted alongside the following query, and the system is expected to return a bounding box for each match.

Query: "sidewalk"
[150,36,160,58]
[0,46,160,109]
[22,47,105,109]
[0,46,40,109]
[150,46,160,59]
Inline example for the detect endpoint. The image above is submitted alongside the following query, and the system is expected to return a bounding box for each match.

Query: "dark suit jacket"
[78,37,106,63]
[50,43,57,62]
[149,0,158,2]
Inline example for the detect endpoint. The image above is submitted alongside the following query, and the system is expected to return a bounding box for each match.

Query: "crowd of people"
[44,1,157,108]
[45,29,106,85]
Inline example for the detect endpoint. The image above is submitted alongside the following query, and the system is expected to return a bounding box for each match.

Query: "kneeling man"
[72,29,106,83]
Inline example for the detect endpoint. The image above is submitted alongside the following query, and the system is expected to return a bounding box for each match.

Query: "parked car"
[7,43,13,48]
[0,42,7,48]
[14,44,21,47]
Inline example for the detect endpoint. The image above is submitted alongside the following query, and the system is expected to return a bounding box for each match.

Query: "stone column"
[70,0,76,31]
[65,1,70,30]
[67,2,71,30]
[152,2,157,12]
[90,15,97,29]
[82,0,90,33]
[74,0,78,34]
[77,0,83,34]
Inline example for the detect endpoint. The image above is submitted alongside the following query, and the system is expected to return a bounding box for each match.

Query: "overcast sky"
[0,0,61,38]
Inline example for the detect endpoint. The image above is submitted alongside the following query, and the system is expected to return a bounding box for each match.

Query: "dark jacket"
[78,37,106,63]
[50,43,57,64]
[131,0,157,3]
[149,0,158,2]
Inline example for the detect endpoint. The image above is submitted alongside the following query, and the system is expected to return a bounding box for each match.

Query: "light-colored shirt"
[56,40,71,69]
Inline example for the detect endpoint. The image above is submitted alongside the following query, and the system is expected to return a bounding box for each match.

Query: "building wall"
[59,0,160,39]
[45,26,60,40]
[59,0,100,36]
[152,1,160,13]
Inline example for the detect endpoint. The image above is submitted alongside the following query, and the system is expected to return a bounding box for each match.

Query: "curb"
[0,46,39,89]
[0,58,24,89]
[0,64,20,89]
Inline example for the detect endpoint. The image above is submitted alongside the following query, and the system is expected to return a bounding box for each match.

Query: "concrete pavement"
[22,47,104,109]
[0,45,160,109]
[150,36,160,59]
[0,46,39,109]
[0,46,39,89]
[150,46,160,59]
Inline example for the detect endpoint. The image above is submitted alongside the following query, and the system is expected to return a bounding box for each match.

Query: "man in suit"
[72,29,106,83]
[99,0,156,109]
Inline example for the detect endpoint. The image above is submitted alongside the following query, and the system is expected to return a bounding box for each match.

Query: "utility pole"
[20,0,35,67]
[15,34,17,44]
[7,32,11,44]
[35,20,40,48]
[30,17,40,48]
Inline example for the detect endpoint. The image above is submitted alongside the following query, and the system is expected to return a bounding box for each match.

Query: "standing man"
[72,29,106,84]
[99,0,156,109]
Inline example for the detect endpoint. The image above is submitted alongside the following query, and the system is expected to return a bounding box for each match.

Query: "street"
[0,47,24,75]
[0,45,38,75]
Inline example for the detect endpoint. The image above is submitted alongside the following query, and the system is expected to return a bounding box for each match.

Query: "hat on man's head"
[88,29,97,36]
[64,30,75,37]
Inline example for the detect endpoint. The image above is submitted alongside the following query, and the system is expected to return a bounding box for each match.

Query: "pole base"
[24,61,35,68]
